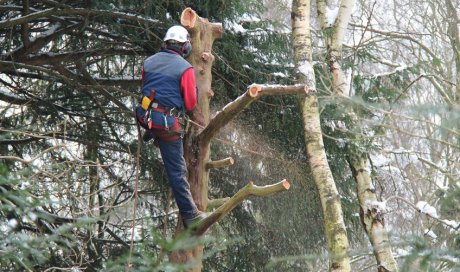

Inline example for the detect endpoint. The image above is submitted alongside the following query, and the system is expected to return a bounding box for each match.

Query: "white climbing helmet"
[163,25,190,43]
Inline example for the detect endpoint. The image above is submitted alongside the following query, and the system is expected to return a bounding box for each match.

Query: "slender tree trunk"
[316,0,399,270]
[85,119,102,268]
[348,154,399,272]
[292,1,351,271]
[445,0,460,104]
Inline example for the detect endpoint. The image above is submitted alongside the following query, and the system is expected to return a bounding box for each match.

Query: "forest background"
[0,0,459,271]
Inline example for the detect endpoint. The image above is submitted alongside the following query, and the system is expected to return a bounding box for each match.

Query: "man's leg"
[157,138,199,223]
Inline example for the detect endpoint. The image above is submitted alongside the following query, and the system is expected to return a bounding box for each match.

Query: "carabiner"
[163,113,169,130]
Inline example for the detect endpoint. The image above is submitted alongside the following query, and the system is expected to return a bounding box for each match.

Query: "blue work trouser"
[157,138,198,221]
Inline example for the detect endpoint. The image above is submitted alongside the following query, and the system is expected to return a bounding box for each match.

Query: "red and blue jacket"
[141,49,197,112]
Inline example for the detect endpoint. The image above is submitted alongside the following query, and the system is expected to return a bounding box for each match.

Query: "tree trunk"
[348,154,399,272]
[316,0,399,270]
[169,8,306,271]
[445,0,460,104]
[292,1,351,271]
[85,119,103,269]
[168,8,223,270]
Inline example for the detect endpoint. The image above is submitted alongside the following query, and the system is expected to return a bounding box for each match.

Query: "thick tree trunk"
[169,9,304,271]
[168,8,223,270]
[292,1,351,271]
[349,154,399,272]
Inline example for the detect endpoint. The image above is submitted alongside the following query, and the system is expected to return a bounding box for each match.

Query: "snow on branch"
[386,196,459,231]
[415,201,438,218]
[0,88,28,105]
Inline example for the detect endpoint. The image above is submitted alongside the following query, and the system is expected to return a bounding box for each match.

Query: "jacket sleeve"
[180,67,197,111]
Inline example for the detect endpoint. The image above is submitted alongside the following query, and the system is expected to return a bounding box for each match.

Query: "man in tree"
[135,25,205,228]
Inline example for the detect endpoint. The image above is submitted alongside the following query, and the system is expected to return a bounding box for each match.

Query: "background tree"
[292,0,351,271]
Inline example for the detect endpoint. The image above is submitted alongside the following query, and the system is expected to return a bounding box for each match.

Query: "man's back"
[142,51,192,110]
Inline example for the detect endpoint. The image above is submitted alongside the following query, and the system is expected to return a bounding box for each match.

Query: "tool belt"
[135,93,185,142]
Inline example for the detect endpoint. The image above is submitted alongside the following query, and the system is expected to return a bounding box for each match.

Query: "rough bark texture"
[169,8,223,269]
[292,1,351,271]
[170,9,303,271]
[349,155,399,272]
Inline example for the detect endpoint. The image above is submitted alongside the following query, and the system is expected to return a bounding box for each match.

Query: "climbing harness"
[135,91,186,142]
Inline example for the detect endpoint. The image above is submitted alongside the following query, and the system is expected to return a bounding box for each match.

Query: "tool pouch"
[134,105,182,142]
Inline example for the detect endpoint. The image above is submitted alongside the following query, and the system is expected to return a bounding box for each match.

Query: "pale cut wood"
[180,8,197,28]
[205,157,234,170]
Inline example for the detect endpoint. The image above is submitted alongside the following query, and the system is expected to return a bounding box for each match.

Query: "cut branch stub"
[193,179,290,235]
[198,83,310,145]
[205,157,234,170]
[180,8,197,28]
[248,84,262,97]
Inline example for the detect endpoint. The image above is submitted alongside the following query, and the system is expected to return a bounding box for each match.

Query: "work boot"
[183,211,210,229]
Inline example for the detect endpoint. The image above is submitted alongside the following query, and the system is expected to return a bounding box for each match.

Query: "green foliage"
[0,164,71,271]
[399,235,460,272]
[440,186,460,221]
[106,227,216,272]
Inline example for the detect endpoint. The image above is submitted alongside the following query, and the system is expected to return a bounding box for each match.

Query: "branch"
[205,157,234,170]
[386,196,460,231]
[350,24,439,61]
[0,89,28,105]
[0,144,66,164]
[0,7,160,30]
[206,197,230,211]
[198,84,308,145]
[6,22,82,61]
[20,49,142,66]
[193,179,290,235]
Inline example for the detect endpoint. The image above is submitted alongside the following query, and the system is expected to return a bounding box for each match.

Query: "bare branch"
[0,7,159,30]
[198,84,308,145]
[205,157,234,170]
[193,179,290,235]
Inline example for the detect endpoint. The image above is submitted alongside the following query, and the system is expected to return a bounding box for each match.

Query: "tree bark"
[170,9,301,271]
[292,1,351,271]
[445,0,460,104]
[317,0,399,270]
[348,154,399,272]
